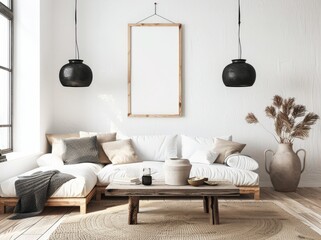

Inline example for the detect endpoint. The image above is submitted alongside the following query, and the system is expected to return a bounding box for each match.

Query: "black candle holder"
[142,175,152,186]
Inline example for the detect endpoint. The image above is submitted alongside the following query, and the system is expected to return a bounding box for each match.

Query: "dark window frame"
[0,0,13,154]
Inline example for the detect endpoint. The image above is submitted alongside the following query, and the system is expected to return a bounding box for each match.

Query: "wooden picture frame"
[128,23,182,117]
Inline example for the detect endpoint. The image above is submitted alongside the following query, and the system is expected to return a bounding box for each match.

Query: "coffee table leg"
[137,199,140,213]
[210,196,219,225]
[128,196,140,225]
[203,196,209,213]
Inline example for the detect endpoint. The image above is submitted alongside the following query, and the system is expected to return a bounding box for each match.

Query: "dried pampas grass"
[245,113,258,124]
[245,95,319,143]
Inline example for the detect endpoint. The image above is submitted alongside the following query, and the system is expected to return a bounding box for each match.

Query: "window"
[0,0,12,153]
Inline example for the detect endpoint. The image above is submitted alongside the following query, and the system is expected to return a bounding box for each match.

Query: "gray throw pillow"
[62,136,99,164]
[79,131,116,164]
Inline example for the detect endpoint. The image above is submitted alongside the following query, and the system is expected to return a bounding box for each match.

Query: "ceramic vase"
[264,143,306,192]
[164,158,192,185]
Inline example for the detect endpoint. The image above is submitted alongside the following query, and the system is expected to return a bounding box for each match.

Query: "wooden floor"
[1,187,321,240]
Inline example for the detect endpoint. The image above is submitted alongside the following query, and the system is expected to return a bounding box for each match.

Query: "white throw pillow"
[181,135,232,158]
[51,136,78,158]
[37,153,64,167]
[51,139,65,158]
[130,135,177,161]
[225,154,259,171]
[189,150,219,164]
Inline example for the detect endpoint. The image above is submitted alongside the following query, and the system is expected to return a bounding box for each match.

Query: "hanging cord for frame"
[238,0,242,59]
[75,0,80,59]
[136,2,175,24]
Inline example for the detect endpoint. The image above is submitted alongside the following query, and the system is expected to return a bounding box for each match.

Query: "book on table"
[113,177,141,185]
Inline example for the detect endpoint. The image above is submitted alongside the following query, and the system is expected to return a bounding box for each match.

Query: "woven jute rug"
[49,200,321,240]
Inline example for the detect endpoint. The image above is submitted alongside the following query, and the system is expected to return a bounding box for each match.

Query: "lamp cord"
[238,0,242,59]
[75,0,80,59]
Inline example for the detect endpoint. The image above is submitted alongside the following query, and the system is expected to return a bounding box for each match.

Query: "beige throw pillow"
[102,139,139,165]
[46,133,79,146]
[79,131,116,164]
[213,138,246,164]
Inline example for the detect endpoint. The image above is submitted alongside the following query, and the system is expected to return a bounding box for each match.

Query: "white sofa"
[0,161,104,214]
[96,134,260,200]
[0,134,260,215]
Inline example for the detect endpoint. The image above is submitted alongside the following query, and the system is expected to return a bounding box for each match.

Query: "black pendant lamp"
[59,0,93,87]
[222,0,256,87]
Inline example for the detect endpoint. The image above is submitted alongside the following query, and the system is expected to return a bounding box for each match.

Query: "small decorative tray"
[204,181,218,186]
[204,180,227,186]
[188,177,208,186]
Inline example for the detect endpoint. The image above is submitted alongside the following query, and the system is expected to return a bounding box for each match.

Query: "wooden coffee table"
[105,181,239,225]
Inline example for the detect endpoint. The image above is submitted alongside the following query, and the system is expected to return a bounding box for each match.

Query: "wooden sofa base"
[238,186,260,200]
[96,185,260,200]
[96,186,106,201]
[0,187,96,215]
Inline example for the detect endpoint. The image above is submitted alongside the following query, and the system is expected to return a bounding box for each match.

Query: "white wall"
[21,0,321,187]
[13,0,53,153]
[13,0,41,153]
[40,0,54,152]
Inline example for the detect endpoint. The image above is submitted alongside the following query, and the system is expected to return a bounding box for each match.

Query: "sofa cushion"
[96,161,259,186]
[225,154,259,171]
[130,135,177,161]
[0,163,103,198]
[102,139,140,165]
[213,138,246,164]
[181,135,232,159]
[189,150,219,165]
[79,131,116,164]
[62,136,100,164]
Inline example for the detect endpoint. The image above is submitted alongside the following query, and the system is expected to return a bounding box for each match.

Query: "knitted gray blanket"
[10,170,75,219]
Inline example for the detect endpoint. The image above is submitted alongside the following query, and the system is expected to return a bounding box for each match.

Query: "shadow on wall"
[98,94,124,124]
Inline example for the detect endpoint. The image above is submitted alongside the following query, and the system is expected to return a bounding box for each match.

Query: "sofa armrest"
[224,154,259,171]
[0,153,42,183]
